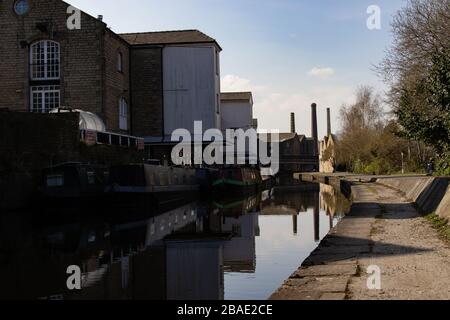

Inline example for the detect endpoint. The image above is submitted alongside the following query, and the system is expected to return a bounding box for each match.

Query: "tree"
[335,87,386,173]
[334,87,426,174]
[379,0,450,159]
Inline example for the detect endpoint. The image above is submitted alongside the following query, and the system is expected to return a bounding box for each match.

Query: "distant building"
[319,108,337,173]
[319,134,337,173]
[220,92,254,131]
[258,108,319,176]
[251,118,259,130]
[258,133,318,176]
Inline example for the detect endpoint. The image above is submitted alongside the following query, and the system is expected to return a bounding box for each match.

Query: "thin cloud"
[308,67,335,78]
[221,74,355,135]
[221,74,266,93]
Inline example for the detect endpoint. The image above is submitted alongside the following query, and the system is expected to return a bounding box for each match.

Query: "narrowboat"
[212,167,262,195]
[40,162,109,201]
[106,164,200,208]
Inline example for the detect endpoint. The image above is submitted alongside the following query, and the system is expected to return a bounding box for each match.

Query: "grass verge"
[425,213,450,243]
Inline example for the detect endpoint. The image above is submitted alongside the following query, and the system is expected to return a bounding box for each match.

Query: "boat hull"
[212,167,262,196]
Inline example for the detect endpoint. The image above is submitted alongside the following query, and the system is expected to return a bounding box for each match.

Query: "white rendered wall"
[163,46,220,135]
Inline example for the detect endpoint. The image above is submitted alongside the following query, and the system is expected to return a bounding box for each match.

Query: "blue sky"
[70,0,406,136]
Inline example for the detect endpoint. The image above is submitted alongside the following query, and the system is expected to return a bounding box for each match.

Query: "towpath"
[270,182,450,300]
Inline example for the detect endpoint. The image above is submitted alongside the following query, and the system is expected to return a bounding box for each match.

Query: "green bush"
[435,154,450,176]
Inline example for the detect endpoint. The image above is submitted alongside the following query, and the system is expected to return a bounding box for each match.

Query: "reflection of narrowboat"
[212,167,262,194]
[107,164,200,207]
[213,194,261,217]
[195,167,219,190]
[40,162,109,200]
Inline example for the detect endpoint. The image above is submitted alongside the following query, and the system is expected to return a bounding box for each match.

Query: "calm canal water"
[0,183,350,300]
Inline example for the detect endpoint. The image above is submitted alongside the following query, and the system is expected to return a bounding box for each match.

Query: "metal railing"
[80,129,144,150]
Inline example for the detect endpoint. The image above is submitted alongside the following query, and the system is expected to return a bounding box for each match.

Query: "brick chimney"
[327,108,331,137]
[311,103,318,156]
[290,113,296,133]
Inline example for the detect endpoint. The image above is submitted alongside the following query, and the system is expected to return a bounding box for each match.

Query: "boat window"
[103,170,110,183]
[87,171,96,185]
[150,222,156,236]
[46,174,64,187]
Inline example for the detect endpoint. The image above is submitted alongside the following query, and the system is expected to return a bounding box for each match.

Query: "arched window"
[30,40,60,80]
[117,52,123,72]
[119,97,128,130]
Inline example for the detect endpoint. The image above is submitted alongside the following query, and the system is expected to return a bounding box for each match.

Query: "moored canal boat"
[40,162,109,201]
[107,164,200,208]
[212,167,262,195]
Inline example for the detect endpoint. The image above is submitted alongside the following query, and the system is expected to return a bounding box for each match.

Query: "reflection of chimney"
[311,103,318,156]
[290,113,296,133]
[314,192,320,242]
[327,108,331,137]
[293,214,298,235]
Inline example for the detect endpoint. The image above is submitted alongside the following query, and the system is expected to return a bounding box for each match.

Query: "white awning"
[50,108,106,132]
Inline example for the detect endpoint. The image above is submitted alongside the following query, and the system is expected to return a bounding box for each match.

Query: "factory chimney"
[327,108,331,137]
[311,103,319,156]
[290,113,296,133]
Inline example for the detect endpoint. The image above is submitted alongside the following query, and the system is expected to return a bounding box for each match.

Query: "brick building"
[0,0,130,133]
[0,0,221,138]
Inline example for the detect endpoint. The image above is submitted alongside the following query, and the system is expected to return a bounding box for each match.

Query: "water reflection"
[0,183,350,300]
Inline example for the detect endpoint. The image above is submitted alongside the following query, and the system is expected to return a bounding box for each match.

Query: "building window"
[30,85,60,113]
[216,94,220,114]
[14,0,29,16]
[215,50,220,75]
[119,97,128,130]
[117,52,123,72]
[30,40,60,80]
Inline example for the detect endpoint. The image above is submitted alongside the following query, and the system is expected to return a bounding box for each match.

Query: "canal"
[0,183,350,300]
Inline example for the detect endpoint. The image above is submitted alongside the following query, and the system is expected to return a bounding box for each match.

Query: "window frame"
[117,51,123,73]
[30,40,60,81]
[119,97,128,131]
[30,85,60,113]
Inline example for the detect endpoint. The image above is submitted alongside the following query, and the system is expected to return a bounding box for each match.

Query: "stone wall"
[0,110,143,210]
[130,46,163,137]
[376,176,450,224]
[103,30,130,133]
[436,186,450,222]
[0,110,80,210]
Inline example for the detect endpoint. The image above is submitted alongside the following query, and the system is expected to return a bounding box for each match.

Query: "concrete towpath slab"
[270,182,450,300]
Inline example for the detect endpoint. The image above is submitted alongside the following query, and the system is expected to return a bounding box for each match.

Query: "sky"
[70,0,406,137]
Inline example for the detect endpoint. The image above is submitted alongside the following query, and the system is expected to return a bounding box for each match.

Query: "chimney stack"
[290,113,296,133]
[311,103,319,156]
[97,15,103,21]
[327,108,331,136]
